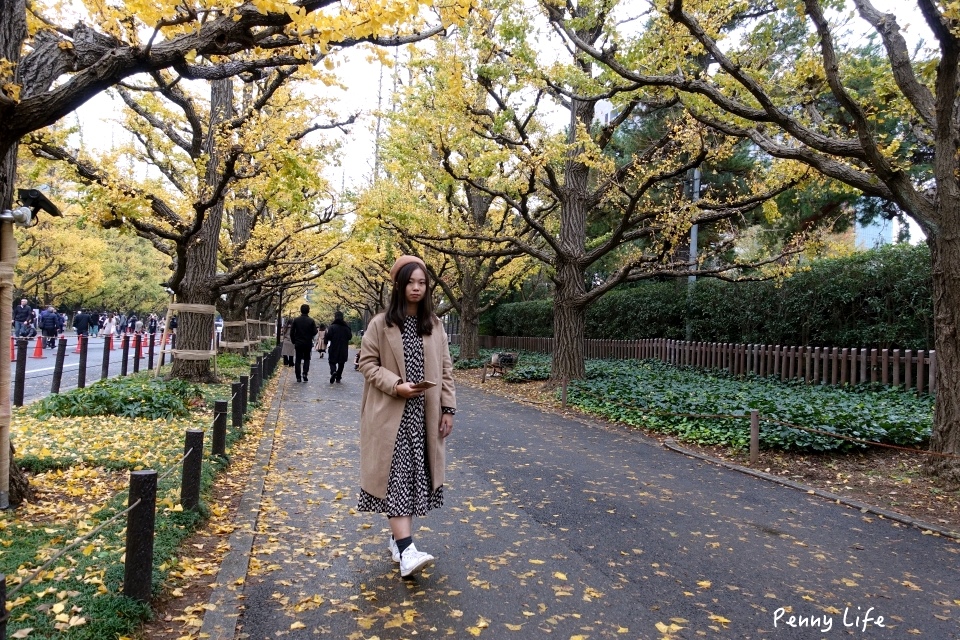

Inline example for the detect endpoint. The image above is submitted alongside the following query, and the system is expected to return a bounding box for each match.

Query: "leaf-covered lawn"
[14,410,206,472]
[1,359,267,639]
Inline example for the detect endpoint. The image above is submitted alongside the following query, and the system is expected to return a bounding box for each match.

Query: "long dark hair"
[385,262,435,335]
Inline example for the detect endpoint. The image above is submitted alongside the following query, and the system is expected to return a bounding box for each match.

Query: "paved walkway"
[201,353,960,639]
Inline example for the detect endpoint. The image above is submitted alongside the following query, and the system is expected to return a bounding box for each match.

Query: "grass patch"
[1,344,276,639]
[562,359,932,452]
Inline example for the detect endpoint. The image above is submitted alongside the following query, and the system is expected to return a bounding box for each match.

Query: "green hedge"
[490,243,934,350]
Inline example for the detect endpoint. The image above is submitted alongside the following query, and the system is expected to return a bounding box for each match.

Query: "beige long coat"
[358,313,456,500]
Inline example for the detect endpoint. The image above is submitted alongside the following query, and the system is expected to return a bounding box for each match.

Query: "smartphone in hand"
[411,380,436,390]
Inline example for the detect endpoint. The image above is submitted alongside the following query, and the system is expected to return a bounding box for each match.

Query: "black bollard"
[77,335,88,388]
[148,333,156,370]
[181,429,204,511]
[249,365,259,404]
[13,339,27,407]
[50,337,67,394]
[132,334,141,374]
[120,334,130,376]
[212,401,227,457]
[231,382,243,430]
[101,336,111,381]
[239,375,249,418]
[123,470,157,603]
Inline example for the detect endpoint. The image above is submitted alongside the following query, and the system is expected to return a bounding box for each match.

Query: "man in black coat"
[324,310,353,384]
[72,310,92,336]
[38,306,61,348]
[13,299,32,337]
[290,304,318,383]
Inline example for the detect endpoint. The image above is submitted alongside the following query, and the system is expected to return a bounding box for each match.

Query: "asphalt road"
[226,360,960,639]
[9,333,166,404]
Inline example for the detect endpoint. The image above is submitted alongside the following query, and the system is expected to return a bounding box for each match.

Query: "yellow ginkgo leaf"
[290,621,306,630]
[553,572,567,580]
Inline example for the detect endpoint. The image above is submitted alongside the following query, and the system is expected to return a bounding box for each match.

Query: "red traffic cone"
[10,336,15,362]
[111,335,118,350]
[74,335,83,353]
[136,334,145,359]
[31,336,45,359]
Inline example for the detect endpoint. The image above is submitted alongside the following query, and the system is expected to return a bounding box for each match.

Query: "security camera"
[17,188,62,218]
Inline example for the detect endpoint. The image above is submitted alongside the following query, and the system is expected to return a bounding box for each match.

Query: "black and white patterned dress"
[358,315,443,516]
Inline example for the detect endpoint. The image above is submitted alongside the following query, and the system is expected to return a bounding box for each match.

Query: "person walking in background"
[103,313,117,345]
[13,298,32,337]
[290,304,318,383]
[72,309,92,337]
[147,313,158,335]
[39,306,61,348]
[316,323,327,359]
[90,312,101,338]
[281,318,295,367]
[356,255,456,579]
[324,312,352,384]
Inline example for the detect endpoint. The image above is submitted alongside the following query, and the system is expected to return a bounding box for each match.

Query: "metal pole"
[0,220,15,508]
[147,332,155,371]
[13,340,26,408]
[100,336,111,381]
[120,334,130,376]
[50,337,67,394]
[77,335,88,388]
[686,167,701,342]
[132,334,140,374]
[750,410,760,465]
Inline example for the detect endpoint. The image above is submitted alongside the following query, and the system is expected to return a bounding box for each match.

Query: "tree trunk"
[170,77,234,382]
[459,307,480,360]
[457,269,481,360]
[552,259,586,380]
[220,291,250,355]
[9,442,33,505]
[926,231,960,483]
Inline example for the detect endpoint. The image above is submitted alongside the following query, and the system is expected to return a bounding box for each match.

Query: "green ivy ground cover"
[465,349,932,453]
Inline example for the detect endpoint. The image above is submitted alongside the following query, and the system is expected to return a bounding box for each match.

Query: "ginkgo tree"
[362,38,539,360]
[380,2,813,381]
[544,0,960,478]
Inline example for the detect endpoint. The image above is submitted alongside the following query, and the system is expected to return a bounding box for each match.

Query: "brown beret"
[389,255,427,281]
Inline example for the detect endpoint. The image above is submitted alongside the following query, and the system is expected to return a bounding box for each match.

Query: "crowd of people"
[12,299,171,348]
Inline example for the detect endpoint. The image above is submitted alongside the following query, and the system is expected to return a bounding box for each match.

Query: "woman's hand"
[395,382,425,399]
[439,413,454,439]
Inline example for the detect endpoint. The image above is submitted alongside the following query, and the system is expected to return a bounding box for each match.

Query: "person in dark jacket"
[290,304,318,383]
[324,311,353,384]
[38,306,62,348]
[13,299,32,337]
[72,310,92,336]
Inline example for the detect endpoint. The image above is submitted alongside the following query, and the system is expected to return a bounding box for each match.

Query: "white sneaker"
[388,536,400,563]
[399,543,434,578]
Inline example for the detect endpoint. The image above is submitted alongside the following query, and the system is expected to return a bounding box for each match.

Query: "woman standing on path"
[357,255,456,579]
